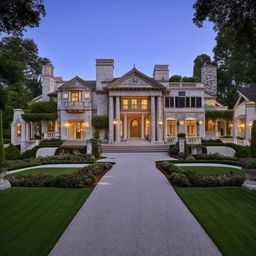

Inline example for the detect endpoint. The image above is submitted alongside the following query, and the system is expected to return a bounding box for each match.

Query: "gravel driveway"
[50,152,221,256]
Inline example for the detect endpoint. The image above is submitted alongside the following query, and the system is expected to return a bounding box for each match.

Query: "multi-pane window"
[165,96,202,108]
[48,121,55,132]
[167,120,176,136]
[131,99,138,109]
[71,91,79,102]
[63,92,68,99]
[17,123,21,136]
[187,120,196,136]
[141,99,148,110]
[84,92,90,98]
[122,99,129,110]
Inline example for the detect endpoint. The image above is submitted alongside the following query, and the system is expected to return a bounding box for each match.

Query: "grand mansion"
[11,59,256,151]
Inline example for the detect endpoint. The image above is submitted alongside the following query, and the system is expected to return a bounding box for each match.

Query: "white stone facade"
[12,59,241,148]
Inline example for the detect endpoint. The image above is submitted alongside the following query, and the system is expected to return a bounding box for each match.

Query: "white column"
[21,123,26,142]
[157,96,162,142]
[115,96,121,143]
[163,116,167,142]
[233,120,238,137]
[150,96,155,142]
[25,123,30,141]
[124,113,127,140]
[141,113,144,139]
[108,96,114,143]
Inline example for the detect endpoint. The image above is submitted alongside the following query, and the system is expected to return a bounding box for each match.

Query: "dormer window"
[71,91,79,102]
[17,123,21,136]
[84,92,90,98]
[63,92,68,99]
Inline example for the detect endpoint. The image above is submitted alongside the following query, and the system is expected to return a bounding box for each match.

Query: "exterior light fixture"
[158,120,163,127]
[64,122,70,128]
[249,121,253,127]
[113,119,118,125]
[84,122,90,128]
[199,120,203,125]
[179,120,185,125]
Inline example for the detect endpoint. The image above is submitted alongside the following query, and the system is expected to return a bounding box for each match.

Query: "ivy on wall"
[205,110,234,121]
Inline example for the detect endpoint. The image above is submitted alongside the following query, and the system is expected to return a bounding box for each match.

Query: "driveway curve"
[50,152,221,256]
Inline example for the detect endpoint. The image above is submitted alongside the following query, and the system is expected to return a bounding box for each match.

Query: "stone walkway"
[50,153,221,256]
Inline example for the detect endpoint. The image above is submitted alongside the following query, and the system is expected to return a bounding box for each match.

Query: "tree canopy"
[0,0,45,36]
[193,54,212,78]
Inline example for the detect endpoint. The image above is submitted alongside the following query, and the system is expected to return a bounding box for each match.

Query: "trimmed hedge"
[39,139,63,147]
[92,115,109,129]
[5,144,21,160]
[192,153,238,161]
[8,162,114,188]
[22,113,57,122]
[29,101,57,113]
[160,159,240,166]
[240,158,256,169]
[205,110,234,121]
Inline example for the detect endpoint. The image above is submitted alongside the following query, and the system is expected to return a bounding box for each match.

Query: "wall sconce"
[249,121,253,128]
[57,122,61,128]
[229,123,233,128]
[238,122,245,129]
[64,122,70,128]
[158,120,163,127]
[199,120,203,125]
[113,119,118,125]
[179,120,185,125]
[83,122,90,128]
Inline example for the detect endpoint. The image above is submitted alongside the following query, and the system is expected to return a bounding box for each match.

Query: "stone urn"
[242,169,256,190]
[0,171,11,190]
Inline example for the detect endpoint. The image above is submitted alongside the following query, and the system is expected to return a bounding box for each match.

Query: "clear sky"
[23,0,216,81]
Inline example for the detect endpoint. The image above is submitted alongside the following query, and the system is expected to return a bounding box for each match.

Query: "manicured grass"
[0,187,92,256]
[180,166,243,175]
[176,187,256,256]
[8,167,79,176]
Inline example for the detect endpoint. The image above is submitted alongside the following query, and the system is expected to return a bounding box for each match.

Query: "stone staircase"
[101,144,169,153]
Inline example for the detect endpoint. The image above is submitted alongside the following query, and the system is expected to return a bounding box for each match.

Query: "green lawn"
[0,187,92,256]
[176,187,256,256]
[180,166,243,175]
[8,167,79,176]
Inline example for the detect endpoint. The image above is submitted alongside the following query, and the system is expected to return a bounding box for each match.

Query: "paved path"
[50,153,221,256]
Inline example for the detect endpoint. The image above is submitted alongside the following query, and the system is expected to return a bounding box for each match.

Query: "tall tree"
[193,54,212,79]
[0,0,45,36]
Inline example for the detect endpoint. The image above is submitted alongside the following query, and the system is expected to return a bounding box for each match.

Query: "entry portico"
[106,68,165,143]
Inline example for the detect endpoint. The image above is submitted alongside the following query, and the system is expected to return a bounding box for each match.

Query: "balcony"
[62,101,89,111]
[121,104,149,112]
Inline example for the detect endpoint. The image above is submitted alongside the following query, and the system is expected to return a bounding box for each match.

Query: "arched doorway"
[130,119,140,137]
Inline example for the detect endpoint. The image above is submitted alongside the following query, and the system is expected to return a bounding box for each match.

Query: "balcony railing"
[121,104,149,112]
[62,101,89,110]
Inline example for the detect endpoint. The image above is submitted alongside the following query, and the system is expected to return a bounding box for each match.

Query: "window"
[165,97,174,108]
[167,120,176,136]
[175,97,185,107]
[207,119,215,131]
[71,91,79,102]
[191,97,196,107]
[141,99,148,110]
[131,99,138,109]
[84,92,90,98]
[63,92,68,99]
[187,120,196,136]
[131,119,139,126]
[17,123,21,136]
[208,101,216,106]
[196,97,202,108]
[178,91,186,96]
[122,99,128,110]
[48,121,55,132]
[186,97,190,107]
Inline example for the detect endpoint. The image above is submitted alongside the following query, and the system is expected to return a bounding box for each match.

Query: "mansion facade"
[11,59,255,151]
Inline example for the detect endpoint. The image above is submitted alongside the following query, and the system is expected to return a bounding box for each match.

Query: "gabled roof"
[237,87,256,102]
[58,76,95,91]
[106,68,166,90]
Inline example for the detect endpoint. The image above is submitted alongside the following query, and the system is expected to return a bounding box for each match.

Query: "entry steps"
[101,144,169,153]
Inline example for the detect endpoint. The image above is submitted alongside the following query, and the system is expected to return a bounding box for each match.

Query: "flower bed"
[7,162,114,188]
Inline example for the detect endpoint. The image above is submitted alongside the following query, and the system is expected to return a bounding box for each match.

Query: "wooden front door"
[130,119,140,137]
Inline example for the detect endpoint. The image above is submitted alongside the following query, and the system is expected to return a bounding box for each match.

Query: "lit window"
[207,119,215,131]
[17,123,21,136]
[84,92,90,98]
[167,120,176,136]
[71,91,79,102]
[131,120,139,126]
[122,99,128,110]
[48,121,55,132]
[141,99,148,110]
[208,101,216,106]
[63,92,68,99]
[131,99,138,109]
[187,120,196,136]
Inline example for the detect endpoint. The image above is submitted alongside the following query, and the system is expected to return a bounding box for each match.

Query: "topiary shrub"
[92,115,109,129]
[250,120,256,158]
[90,138,100,158]
[5,144,21,160]
[240,158,256,169]
[169,173,191,187]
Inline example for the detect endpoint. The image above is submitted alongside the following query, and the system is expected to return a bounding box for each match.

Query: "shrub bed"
[3,154,95,171]
[157,161,244,187]
[7,162,114,188]
[192,153,238,161]
[163,160,240,166]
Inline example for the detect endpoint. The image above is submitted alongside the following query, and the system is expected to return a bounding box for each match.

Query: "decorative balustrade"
[62,101,89,110]
[166,136,178,145]
[47,132,60,139]
[186,137,202,144]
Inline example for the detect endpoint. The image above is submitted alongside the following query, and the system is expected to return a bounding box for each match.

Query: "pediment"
[107,68,165,90]
[58,76,92,91]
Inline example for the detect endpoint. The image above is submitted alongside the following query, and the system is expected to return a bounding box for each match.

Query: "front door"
[68,121,84,139]
[130,119,140,137]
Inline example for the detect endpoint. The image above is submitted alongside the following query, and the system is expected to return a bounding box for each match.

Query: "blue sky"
[23,0,216,80]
